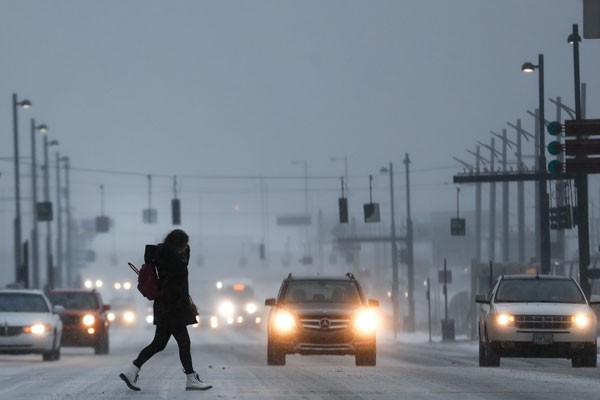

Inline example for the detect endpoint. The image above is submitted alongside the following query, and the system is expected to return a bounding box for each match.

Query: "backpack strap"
[128,262,140,275]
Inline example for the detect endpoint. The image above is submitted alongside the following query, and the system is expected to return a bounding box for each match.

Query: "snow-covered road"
[1,326,599,400]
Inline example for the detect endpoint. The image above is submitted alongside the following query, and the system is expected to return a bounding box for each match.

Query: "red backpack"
[128,262,161,300]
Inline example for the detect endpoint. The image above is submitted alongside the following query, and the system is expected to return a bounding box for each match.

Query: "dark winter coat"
[151,243,197,326]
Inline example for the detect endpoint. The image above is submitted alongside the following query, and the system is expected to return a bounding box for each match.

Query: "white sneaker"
[185,372,212,391]
[119,364,141,391]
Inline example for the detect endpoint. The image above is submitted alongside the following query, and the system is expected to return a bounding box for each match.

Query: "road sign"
[37,201,53,221]
[450,218,466,236]
[276,214,311,226]
[564,138,600,156]
[565,158,600,174]
[564,119,600,136]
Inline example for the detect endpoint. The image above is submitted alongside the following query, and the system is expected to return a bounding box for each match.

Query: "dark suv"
[265,273,379,366]
[47,289,110,354]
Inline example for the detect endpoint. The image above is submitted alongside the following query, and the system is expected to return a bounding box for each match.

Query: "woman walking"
[119,229,212,391]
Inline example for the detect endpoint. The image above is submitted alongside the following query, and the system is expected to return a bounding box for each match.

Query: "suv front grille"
[61,315,82,326]
[300,317,351,331]
[514,315,571,330]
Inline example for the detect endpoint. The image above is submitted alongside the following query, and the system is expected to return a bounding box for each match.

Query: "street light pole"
[43,135,59,289]
[568,24,591,297]
[30,119,47,289]
[385,162,400,338]
[56,151,63,288]
[522,54,551,274]
[404,153,415,332]
[12,93,31,286]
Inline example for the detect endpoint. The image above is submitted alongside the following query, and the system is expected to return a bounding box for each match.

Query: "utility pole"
[404,153,415,333]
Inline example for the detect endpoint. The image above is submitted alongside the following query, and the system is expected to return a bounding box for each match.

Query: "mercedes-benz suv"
[265,273,379,366]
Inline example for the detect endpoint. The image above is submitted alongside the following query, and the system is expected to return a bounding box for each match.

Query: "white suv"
[476,274,600,367]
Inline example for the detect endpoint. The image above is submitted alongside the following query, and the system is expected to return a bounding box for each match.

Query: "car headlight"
[218,301,235,318]
[146,315,154,324]
[24,323,51,335]
[107,312,115,322]
[496,313,515,327]
[273,310,296,333]
[354,309,378,334]
[123,311,136,324]
[572,313,591,328]
[245,302,258,314]
[82,314,95,326]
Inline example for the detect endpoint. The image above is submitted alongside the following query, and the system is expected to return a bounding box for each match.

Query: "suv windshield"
[283,280,361,304]
[0,293,49,313]
[47,292,99,310]
[495,279,585,304]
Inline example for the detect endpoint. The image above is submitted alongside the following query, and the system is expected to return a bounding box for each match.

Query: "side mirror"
[102,304,111,312]
[265,298,276,307]
[53,305,65,314]
[368,299,379,307]
[475,294,490,304]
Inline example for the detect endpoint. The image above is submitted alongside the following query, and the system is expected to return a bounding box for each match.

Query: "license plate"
[533,333,553,345]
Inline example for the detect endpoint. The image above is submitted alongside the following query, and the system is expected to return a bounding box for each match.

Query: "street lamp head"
[379,167,389,174]
[521,62,536,72]
[568,32,581,44]
[36,124,48,133]
[48,140,59,146]
[18,99,32,109]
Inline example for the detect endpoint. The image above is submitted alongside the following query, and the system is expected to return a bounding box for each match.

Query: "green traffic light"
[547,159,563,175]
[546,121,562,136]
[547,141,562,156]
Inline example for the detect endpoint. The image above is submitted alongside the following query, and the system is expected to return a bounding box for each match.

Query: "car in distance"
[47,289,110,354]
[264,272,379,366]
[0,289,63,361]
[213,279,262,329]
[476,274,600,367]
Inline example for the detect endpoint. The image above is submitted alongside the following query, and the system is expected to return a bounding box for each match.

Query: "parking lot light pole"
[12,94,32,286]
[522,55,551,274]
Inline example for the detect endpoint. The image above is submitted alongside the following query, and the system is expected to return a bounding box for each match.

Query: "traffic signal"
[363,203,380,223]
[549,207,559,230]
[36,201,53,221]
[95,216,109,233]
[171,199,181,225]
[259,243,265,260]
[546,121,564,175]
[338,197,348,223]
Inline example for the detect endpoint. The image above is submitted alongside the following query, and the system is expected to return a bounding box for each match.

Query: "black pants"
[133,323,194,374]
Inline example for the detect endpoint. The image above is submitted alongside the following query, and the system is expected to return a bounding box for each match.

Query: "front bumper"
[60,326,104,347]
[0,332,56,354]
[272,330,375,355]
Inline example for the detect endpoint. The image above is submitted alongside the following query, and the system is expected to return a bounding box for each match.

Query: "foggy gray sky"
[0,1,599,283]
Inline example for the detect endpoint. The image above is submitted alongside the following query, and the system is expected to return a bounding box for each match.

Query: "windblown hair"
[163,229,189,248]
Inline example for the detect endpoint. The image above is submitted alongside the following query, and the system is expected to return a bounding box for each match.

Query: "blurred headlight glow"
[24,324,51,335]
[572,313,590,328]
[123,311,136,324]
[218,301,235,318]
[82,314,95,326]
[245,302,257,314]
[107,312,115,322]
[496,313,514,326]
[146,315,153,324]
[123,282,132,290]
[210,316,218,329]
[354,309,378,334]
[274,310,296,333]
